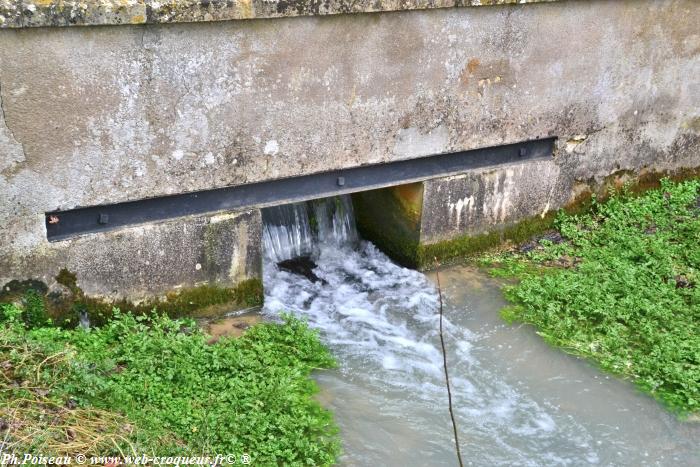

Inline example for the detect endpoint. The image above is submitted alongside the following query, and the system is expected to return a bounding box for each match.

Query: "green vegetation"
[417,210,560,268]
[485,179,700,415]
[0,303,340,465]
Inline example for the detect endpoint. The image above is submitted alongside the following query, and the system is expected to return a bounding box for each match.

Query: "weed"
[494,179,700,416]
[0,306,339,465]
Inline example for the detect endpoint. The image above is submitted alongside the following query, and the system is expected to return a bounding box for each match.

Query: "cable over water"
[261,195,700,466]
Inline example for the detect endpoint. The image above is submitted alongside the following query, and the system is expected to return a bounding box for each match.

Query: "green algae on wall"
[0,269,263,328]
[352,183,424,268]
[417,210,560,269]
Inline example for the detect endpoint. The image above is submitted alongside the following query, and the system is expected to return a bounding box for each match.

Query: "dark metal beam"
[45,137,556,241]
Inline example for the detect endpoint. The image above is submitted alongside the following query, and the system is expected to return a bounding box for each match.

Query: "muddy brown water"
[259,196,700,466]
[266,260,700,466]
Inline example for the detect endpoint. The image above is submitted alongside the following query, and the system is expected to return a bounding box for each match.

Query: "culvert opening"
[261,195,359,284]
[260,178,425,285]
[44,138,554,241]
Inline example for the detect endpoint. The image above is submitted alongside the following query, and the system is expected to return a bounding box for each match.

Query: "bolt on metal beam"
[46,137,556,241]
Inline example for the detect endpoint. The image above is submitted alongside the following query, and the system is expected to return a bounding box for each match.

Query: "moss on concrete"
[0,279,48,299]
[417,211,560,269]
[74,278,263,325]
[352,183,424,268]
[55,268,79,294]
[1,270,263,328]
[419,167,700,269]
[0,0,559,29]
[595,166,700,198]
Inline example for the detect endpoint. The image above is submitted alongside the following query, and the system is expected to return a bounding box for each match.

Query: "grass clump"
[0,303,339,465]
[493,179,700,415]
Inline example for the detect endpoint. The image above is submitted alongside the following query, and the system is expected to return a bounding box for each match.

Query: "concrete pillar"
[350,160,568,269]
[0,209,263,321]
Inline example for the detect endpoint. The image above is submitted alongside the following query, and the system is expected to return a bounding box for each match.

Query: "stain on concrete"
[0,0,698,307]
[421,160,564,243]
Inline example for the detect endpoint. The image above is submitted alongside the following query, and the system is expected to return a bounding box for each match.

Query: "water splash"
[261,196,358,262]
[311,196,358,247]
[261,202,314,262]
[260,195,698,466]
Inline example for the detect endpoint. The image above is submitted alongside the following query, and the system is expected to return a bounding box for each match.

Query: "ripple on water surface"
[261,198,699,466]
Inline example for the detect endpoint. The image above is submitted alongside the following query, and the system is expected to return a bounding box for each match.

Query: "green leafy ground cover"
[0,304,340,465]
[483,179,700,416]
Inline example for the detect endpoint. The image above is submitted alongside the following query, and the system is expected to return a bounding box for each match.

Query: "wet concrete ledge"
[0,0,558,29]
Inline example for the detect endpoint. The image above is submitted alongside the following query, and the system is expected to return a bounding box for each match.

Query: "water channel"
[258,196,700,466]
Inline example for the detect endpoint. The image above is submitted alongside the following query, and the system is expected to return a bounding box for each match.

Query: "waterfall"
[261,196,358,263]
[261,202,314,263]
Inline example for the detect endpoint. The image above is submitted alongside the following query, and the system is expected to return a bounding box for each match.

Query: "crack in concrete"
[0,76,29,176]
[0,78,18,145]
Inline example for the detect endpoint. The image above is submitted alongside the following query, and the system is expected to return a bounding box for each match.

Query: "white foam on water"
[260,196,697,466]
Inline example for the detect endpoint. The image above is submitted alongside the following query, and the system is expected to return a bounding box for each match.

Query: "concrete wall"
[1,208,261,302]
[1,0,698,303]
[421,160,561,243]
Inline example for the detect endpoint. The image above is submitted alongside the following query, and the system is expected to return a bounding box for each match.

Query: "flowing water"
[261,196,700,466]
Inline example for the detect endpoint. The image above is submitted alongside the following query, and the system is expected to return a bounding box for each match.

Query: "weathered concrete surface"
[420,159,562,243]
[0,0,699,302]
[2,208,262,302]
[0,0,557,29]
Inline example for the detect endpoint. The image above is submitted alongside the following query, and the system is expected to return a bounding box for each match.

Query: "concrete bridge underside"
[0,0,698,312]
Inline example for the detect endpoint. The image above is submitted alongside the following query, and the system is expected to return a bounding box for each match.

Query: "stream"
[260,196,700,466]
